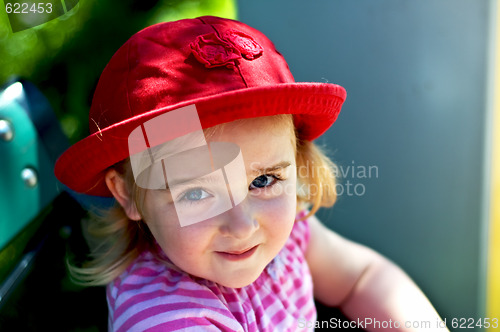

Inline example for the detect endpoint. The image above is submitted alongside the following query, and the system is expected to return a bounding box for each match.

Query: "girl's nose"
[219,201,259,239]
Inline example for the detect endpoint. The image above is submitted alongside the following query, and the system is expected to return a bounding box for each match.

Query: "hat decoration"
[190,29,263,69]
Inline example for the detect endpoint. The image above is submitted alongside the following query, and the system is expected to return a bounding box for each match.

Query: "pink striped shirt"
[107,213,316,331]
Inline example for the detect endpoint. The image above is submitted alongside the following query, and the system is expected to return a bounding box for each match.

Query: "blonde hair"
[68,114,338,286]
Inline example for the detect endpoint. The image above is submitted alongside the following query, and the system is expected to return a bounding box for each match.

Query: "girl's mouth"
[216,245,259,261]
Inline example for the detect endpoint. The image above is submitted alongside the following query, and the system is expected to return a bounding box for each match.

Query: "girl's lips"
[216,245,259,261]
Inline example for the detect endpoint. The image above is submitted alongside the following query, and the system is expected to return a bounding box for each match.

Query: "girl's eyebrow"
[249,161,292,176]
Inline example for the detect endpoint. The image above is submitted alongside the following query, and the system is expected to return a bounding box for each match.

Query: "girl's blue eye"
[250,175,279,189]
[182,188,210,202]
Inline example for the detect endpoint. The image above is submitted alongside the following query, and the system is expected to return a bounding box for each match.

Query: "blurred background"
[0,0,499,331]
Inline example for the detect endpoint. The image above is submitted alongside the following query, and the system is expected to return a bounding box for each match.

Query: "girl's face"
[141,116,297,288]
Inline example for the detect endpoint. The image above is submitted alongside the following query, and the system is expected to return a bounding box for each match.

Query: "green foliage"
[0,0,237,143]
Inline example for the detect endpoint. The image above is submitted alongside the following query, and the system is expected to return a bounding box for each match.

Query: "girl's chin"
[205,265,267,288]
[215,273,262,289]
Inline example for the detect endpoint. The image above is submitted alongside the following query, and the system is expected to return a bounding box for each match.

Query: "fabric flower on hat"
[190,32,241,68]
[190,29,264,68]
[223,29,263,60]
[224,29,263,60]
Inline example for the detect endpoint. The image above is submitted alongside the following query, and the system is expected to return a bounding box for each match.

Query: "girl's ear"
[105,169,141,221]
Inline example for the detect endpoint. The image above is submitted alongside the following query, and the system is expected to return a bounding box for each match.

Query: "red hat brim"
[55,82,346,197]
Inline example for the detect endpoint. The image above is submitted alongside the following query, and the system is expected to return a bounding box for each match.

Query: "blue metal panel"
[0,83,40,250]
[0,81,63,250]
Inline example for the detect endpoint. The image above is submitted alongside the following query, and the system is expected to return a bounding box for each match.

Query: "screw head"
[21,168,38,188]
[0,119,14,142]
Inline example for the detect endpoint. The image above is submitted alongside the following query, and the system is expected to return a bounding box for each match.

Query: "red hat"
[54,16,346,197]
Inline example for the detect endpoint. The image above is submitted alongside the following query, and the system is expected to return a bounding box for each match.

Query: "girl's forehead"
[210,117,297,172]
[205,115,296,142]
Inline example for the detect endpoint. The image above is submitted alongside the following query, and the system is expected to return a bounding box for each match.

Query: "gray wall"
[238,0,493,321]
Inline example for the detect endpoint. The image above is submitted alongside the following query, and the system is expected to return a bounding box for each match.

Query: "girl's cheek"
[257,187,297,220]
[263,178,297,214]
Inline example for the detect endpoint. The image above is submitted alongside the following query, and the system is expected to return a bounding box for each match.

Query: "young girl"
[55,16,447,331]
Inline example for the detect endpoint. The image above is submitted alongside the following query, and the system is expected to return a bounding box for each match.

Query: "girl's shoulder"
[106,250,245,331]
